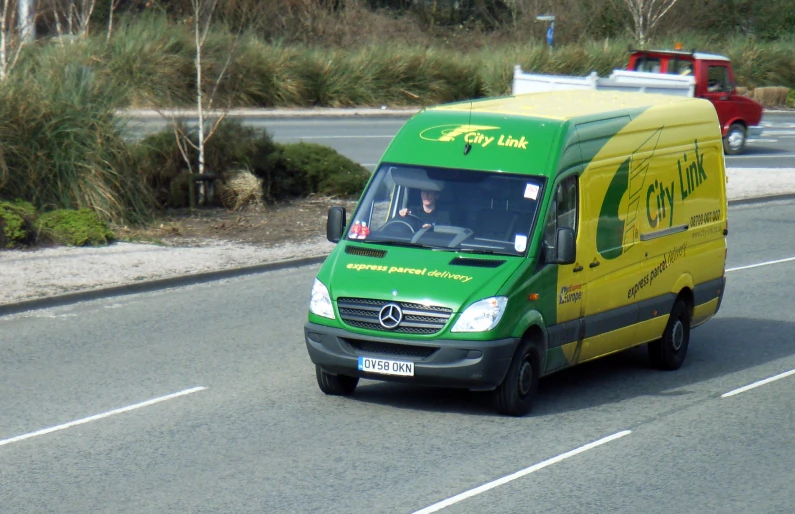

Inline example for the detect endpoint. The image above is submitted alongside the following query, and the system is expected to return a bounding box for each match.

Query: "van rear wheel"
[494,340,540,416]
[723,123,746,155]
[316,366,359,395]
[649,299,691,370]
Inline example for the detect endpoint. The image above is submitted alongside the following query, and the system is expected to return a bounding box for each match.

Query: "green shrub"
[37,209,115,246]
[278,142,369,198]
[0,199,38,248]
[135,120,346,208]
[134,119,277,208]
[788,89,795,107]
[132,127,188,208]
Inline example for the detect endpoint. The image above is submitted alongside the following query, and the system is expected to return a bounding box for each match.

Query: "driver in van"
[399,189,451,228]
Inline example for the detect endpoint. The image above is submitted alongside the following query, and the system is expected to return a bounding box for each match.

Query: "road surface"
[2,198,794,513]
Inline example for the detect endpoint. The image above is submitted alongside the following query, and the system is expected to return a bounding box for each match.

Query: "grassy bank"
[17,16,795,110]
[1,15,793,240]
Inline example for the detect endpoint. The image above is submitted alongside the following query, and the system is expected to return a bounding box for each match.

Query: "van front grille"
[337,297,452,334]
[343,338,439,358]
[345,246,387,258]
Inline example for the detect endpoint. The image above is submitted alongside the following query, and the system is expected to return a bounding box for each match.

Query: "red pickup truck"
[627,49,764,154]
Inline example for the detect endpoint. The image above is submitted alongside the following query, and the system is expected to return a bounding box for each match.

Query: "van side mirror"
[555,227,576,264]
[327,207,346,243]
[541,227,576,265]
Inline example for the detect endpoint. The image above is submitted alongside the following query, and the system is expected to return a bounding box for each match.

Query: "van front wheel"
[316,366,359,395]
[494,340,540,416]
[723,123,746,155]
[649,299,691,370]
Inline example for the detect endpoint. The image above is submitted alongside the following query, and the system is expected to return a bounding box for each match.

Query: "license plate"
[358,356,414,376]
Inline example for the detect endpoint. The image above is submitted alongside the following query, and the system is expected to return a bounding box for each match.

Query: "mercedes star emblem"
[378,303,403,329]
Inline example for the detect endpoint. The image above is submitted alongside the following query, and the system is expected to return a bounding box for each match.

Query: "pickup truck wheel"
[494,339,540,416]
[723,123,746,155]
[648,299,691,370]
[316,366,359,395]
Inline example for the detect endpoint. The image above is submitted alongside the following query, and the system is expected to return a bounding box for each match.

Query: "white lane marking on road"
[412,430,632,514]
[760,122,795,128]
[760,131,795,136]
[745,139,779,144]
[0,387,207,447]
[726,256,795,272]
[722,369,795,398]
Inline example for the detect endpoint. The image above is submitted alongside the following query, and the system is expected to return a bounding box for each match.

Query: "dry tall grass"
[221,170,264,211]
[750,87,791,107]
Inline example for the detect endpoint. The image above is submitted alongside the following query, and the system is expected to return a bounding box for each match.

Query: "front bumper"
[305,322,520,391]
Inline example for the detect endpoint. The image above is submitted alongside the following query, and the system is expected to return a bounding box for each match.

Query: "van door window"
[707,65,730,92]
[543,176,578,258]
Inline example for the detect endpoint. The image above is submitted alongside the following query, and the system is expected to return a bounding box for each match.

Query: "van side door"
[574,117,662,362]
[540,174,586,372]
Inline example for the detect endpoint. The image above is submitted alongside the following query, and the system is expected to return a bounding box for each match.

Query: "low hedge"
[134,120,369,208]
[0,200,37,248]
[37,209,115,247]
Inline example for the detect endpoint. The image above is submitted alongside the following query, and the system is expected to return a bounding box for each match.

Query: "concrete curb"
[3,193,795,317]
[727,193,795,206]
[0,255,328,318]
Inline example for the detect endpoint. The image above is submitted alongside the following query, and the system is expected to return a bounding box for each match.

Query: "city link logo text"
[419,124,529,150]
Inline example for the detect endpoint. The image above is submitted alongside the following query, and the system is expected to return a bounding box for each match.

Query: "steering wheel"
[380,219,417,235]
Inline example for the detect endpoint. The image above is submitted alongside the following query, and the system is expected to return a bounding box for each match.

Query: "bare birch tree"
[1,0,27,81]
[169,0,241,206]
[106,0,120,41]
[50,0,96,41]
[18,0,35,41]
[620,0,680,47]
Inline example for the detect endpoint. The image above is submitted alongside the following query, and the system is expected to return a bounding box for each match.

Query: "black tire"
[494,340,541,416]
[648,299,691,370]
[723,123,747,155]
[316,366,359,395]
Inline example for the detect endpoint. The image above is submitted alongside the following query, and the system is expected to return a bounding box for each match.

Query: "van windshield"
[346,164,545,257]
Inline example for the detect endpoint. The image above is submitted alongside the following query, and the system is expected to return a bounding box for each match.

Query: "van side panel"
[576,123,664,361]
[570,100,726,362]
[634,130,726,340]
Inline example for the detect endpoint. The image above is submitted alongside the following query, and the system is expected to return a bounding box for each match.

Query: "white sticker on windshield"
[524,183,539,200]
[515,234,528,252]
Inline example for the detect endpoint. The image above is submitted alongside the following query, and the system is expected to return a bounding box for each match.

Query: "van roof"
[429,90,703,122]
[381,90,719,179]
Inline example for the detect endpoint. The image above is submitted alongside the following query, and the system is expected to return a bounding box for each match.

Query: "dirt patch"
[114,196,359,247]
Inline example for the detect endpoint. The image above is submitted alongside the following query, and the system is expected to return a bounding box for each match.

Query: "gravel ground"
[2,167,793,306]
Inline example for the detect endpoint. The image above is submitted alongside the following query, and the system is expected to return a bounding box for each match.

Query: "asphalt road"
[2,199,795,513]
[123,111,795,170]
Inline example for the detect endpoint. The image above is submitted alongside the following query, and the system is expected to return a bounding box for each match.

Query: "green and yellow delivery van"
[305,90,728,416]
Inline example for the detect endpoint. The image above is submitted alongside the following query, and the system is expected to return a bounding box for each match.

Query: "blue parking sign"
[546,22,554,47]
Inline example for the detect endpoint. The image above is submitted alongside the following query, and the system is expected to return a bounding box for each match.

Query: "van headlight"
[451,297,507,332]
[309,279,335,319]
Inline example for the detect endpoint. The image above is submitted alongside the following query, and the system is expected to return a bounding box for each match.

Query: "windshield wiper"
[360,239,437,250]
[457,248,501,255]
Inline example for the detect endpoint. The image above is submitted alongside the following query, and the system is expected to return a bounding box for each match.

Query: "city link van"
[305,90,727,416]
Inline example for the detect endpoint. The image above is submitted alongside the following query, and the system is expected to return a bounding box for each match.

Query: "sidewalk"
[1,167,793,313]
